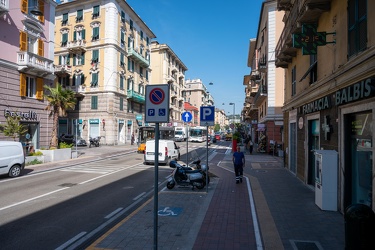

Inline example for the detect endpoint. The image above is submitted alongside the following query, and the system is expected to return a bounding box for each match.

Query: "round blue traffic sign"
[149,88,165,105]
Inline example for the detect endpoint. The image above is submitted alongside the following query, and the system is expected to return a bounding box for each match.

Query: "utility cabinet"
[314,150,338,211]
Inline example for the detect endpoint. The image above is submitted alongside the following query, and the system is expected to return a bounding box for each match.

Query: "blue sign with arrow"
[181,111,192,122]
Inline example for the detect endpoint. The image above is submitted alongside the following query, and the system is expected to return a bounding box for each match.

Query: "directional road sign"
[145,84,170,123]
[200,106,215,126]
[181,111,192,123]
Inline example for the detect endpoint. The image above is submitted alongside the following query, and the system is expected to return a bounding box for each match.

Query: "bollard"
[344,204,375,250]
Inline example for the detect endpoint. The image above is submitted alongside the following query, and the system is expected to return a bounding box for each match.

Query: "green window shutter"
[62,33,68,43]
[127,78,131,90]
[91,72,98,87]
[77,9,83,21]
[121,31,124,45]
[73,31,77,41]
[67,54,70,65]
[81,52,85,65]
[130,19,133,29]
[120,76,124,90]
[146,70,148,80]
[127,58,131,70]
[91,96,98,109]
[132,61,135,71]
[73,54,76,66]
[82,29,85,39]
[121,11,125,23]
[128,37,131,48]
[59,55,62,65]
[140,31,143,40]
[92,49,98,63]
[120,97,124,111]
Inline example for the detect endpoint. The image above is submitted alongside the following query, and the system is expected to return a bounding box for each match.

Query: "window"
[76,9,83,22]
[121,11,125,23]
[92,49,99,63]
[92,27,99,41]
[120,29,125,47]
[61,33,68,47]
[59,54,70,65]
[291,66,296,96]
[139,66,143,77]
[21,0,44,22]
[73,53,85,66]
[146,37,150,46]
[348,0,367,57]
[120,97,124,111]
[139,83,144,95]
[146,70,149,81]
[19,74,43,100]
[120,53,125,67]
[26,76,36,98]
[91,72,98,87]
[140,31,143,40]
[127,100,133,113]
[91,96,98,109]
[120,75,124,90]
[73,29,85,41]
[128,58,134,71]
[127,78,133,90]
[130,19,133,30]
[72,74,84,86]
[62,13,68,26]
[58,76,70,87]
[92,5,100,19]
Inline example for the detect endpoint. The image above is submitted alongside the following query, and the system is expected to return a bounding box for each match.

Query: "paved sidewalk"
[25,143,345,249]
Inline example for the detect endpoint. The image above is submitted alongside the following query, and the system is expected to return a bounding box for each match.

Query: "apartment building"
[215,108,227,132]
[276,0,375,212]
[0,0,57,150]
[54,0,156,145]
[244,0,285,153]
[150,41,188,127]
[183,79,214,125]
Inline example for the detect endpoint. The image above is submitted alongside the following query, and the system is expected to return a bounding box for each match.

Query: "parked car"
[215,133,221,141]
[0,141,25,177]
[212,134,217,143]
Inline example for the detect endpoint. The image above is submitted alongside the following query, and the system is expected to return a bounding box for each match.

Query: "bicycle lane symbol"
[157,207,182,216]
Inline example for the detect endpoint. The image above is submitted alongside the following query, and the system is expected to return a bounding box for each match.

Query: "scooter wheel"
[196,182,205,190]
[166,181,175,189]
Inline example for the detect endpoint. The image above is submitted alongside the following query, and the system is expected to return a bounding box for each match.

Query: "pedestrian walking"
[131,133,135,145]
[232,146,245,183]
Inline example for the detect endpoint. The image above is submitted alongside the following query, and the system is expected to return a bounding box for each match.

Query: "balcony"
[127,47,150,68]
[54,64,72,76]
[68,39,86,53]
[17,51,54,76]
[127,89,145,103]
[250,70,260,81]
[275,0,331,68]
[0,0,9,17]
[253,84,267,106]
[258,54,267,72]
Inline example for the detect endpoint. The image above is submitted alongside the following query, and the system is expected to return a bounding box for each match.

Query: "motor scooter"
[183,159,210,184]
[89,136,101,148]
[166,161,206,190]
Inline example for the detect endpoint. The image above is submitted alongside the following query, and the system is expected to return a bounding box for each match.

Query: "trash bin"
[344,204,375,250]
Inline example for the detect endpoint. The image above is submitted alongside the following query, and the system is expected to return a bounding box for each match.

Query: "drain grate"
[290,240,323,250]
[59,183,77,187]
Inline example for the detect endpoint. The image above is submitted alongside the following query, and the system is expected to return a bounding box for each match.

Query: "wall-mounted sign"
[4,109,37,120]
[89,119,99,124]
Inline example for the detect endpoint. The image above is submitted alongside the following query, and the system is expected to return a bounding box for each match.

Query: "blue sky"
[126,0,263,116]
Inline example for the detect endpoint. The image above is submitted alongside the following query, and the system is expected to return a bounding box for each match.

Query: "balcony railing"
[254,84,267,106]
[54,64,72,75]
[17,51,54,75]
[68,39,86,53]
[127,89,145,103]
[0,0,9,17]
[127,47,150,68]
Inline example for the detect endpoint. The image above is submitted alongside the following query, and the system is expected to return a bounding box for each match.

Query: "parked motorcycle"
[89,136,101,148]
[184,159,210,184]
[166,161,206,190]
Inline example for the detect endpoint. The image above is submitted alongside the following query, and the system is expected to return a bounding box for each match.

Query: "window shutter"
[81,52,85,65]
[120,76,124,90]
[20,31,27,51]
[38,38,44,56]
[21,0,27,14]
[81,74,85,85]
[73,31,77,41]
[36,78,44,100]
[20,73,26,96]
[127,58,131,70]
[120,97,124,110]
[82,29,86,39]
[38,0,45,23]
[72,75,76,86]
[67,54,70,65]
[73,54,76,66]
[59,55,62,65]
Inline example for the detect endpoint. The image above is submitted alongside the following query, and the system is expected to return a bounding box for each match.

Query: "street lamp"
[229,102,235,152]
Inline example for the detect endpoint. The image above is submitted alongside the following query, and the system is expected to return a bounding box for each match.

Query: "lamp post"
[229,102,235,152]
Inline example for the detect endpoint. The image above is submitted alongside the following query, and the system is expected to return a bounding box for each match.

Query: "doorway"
[307,119,320,186]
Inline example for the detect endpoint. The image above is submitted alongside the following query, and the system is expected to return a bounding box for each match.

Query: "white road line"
[133,192,146,201]
[55,231,87,250]
[0,187,70,211]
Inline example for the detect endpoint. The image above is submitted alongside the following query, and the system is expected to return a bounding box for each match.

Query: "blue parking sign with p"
[200,106,215,126]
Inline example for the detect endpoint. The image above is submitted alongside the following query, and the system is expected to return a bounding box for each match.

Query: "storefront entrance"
[20,122,39,153]
[344,111,373,208]
[307,118,320,187]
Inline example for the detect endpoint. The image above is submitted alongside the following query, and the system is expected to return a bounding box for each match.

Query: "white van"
[0,141,25,177]
[144,140,180,165]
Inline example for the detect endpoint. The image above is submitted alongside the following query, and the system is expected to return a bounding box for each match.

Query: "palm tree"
[44,83,77,148]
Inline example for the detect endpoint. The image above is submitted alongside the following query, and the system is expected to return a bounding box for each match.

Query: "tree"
[214,124,221,132]
[0,115,27,141]
[44,83,77,148]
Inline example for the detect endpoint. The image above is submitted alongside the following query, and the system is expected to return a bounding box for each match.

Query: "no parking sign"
[145,84,170,123]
